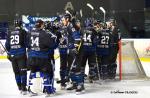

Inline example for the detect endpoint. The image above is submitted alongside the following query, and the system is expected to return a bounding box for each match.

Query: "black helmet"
[63,13,72,22]
[108,18,116,26]
[14,19,22,27]
[93,19,101,25]
[35,19,44,28]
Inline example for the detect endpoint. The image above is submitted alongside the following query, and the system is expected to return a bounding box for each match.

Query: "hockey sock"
[89,67,96,79]
[20,68,27,90]
[15,74,22,90]
[108,63,117,78]
[60,69,68,85]
[100,65,108,80]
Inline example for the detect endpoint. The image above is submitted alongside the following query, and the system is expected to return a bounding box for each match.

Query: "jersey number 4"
[10,35,19,45]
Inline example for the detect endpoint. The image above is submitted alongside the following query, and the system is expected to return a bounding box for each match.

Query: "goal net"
[117,40,146,80]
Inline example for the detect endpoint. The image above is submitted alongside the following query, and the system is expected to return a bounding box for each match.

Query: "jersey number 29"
[10,35,19,45]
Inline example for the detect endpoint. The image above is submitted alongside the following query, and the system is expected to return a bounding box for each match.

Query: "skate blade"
[21,91,28,95]
[60,86,66,90]
[75,90,85,95]
[29,93,38,97]
[45,93,55,97]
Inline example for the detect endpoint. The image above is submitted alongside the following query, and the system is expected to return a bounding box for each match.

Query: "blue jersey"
[109,27,121,45]
[82,27,96,53]
[5,27,26,56]
[58,26,68,54]
[96,29,111,56]
[67,23,81,49]
[27,29,56,58]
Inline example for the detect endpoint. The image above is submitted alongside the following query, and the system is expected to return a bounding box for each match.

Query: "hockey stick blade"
[86,3,94,10]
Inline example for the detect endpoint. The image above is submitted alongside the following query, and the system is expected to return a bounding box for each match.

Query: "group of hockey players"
[4,10,121,97]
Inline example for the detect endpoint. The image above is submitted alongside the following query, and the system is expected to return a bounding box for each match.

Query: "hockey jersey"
[67,23,81,49]
[109,27,121,45]
[5,27,26,56]
[27,28,56,58]
[58,26,68,54]
[82,27,96,53]
[96,29,111,56]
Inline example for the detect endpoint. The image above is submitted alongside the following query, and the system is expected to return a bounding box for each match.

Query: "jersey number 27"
[101,36,109,44]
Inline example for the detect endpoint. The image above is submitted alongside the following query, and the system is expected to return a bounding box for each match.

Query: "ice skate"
[66,83,77,90]
[76,85,85,95]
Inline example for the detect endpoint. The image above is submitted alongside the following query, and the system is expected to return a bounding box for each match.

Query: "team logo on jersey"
[71,28,75,32]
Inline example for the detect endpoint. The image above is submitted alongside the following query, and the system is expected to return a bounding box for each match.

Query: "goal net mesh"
[117,40,146,80]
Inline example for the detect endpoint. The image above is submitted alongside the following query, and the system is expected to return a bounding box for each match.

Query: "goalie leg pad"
[43,73,56,94]
[70,72,84,85]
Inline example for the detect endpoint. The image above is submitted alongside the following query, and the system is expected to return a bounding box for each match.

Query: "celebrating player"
[61,14,85,94]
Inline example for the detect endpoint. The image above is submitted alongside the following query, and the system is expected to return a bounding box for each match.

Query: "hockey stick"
[95,53,102,85]
[86,3,95,18]
[79,9,83,18]
[86,3,94,11]
[87,3,106,23]
[99,7,106,23]
[54,54,60,60]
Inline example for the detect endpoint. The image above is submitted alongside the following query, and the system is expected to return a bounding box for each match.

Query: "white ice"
[1,59,150,98]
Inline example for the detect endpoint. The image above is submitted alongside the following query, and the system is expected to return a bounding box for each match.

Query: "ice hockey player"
[44,20,58,69]
[45,19,69,90]
[94,20,111,80]
[27,20,56,97]
[107,19,121,79]
[56,12,82,89]
[80,18,97,83]
[57,25,69,89]
[5,20,28,95]
[61,13,85,94]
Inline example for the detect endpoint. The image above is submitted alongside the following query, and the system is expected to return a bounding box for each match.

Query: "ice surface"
[0,60,150,98]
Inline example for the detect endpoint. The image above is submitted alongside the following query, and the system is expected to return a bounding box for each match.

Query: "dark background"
[0,0,149,38]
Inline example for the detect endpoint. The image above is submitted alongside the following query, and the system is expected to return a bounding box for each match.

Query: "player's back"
[82,27,96,52]
[96,29,111,56]
[5,27,26,56]
[27,29,55,58]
